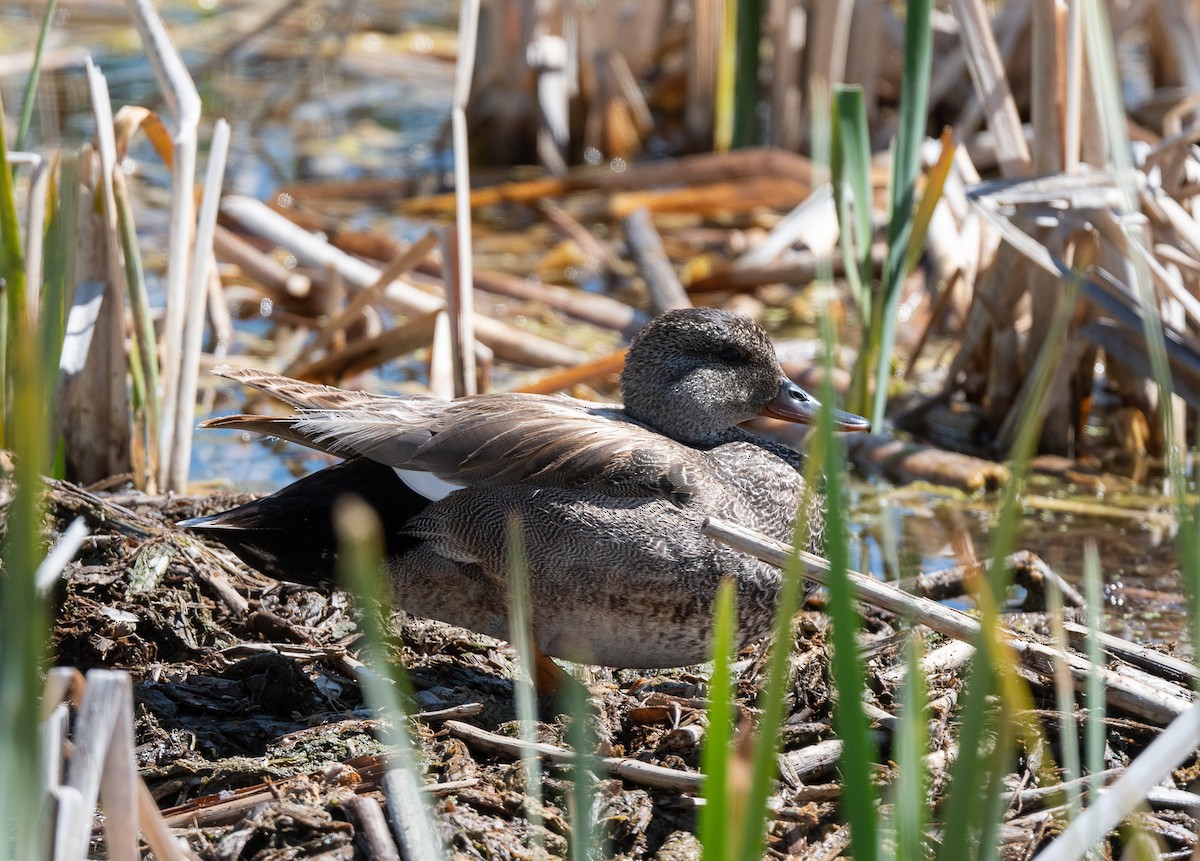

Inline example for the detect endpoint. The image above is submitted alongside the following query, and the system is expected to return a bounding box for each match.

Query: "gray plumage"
[187,308,868,668]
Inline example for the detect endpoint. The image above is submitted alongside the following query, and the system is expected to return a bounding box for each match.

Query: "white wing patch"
[394,467,464,502]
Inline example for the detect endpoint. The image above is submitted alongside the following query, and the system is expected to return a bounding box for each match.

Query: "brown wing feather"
[212,366,399,412]
[199,414,353,455]
[212,369,697,501]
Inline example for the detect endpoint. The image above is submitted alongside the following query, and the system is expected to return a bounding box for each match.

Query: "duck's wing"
[206,367,699,502]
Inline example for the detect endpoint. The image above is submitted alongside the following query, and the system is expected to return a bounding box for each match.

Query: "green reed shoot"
[561,663,599,861]
[815,311,879,861]
[0,88,27,442]
[890,630,928,861]
[15,0,59,151]
[698,577,739,857]
[1082,541,1105,810]
[732,0,762,148]
[505,517,544,853]
[0,86,50,859]
[871,0,932,430]
[334,497,445,861]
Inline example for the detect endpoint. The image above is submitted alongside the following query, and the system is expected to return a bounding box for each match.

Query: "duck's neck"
[622,403,731,448]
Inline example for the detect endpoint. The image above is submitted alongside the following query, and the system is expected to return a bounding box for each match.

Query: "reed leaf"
[1047,585,1082,821]
[831,85,874,416]
[891,631,927,861]
[113,170,160,486]
[732,0,762,148]
[334,497,445,861]
[505,517,544,853]
[698,577,738,857]
[871,0,932,430]
[40,153,77,394]
[15,0,59,152]
[831,85,873,323]
[562,666,599,861]
[0,308,50,858]
[1082,540,1105,808]
[817,314,878,861]
[903,128,955,278]
[0,86,49,857]
[729,472,816,861]
[0,90,27,443]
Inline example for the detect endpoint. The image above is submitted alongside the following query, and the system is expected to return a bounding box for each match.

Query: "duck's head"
[620,308,870,445]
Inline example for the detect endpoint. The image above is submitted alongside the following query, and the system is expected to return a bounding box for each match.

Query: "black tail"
[181,457,429,587]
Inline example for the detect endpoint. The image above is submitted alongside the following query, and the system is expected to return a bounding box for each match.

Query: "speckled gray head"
[620,308,870,445]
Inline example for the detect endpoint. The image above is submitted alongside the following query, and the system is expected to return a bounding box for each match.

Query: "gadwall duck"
[183,308,868,676]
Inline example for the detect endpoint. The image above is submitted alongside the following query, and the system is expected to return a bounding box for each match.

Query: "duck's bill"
[760,380,872,432]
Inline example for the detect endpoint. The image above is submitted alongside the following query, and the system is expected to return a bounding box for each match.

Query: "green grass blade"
[505,517,544,852]
[1047,585,1082,820]
[40,152,77,393]
[810,68,880,860]
[732,0,762,148]
[562,668,599,861]
[698,578,738,856]
[935,639,996,861]
[15,0,59,151]
[831,85,875,417]
[831,85,873,315]
[1082,540,1105,812]
[0,298,50,861]
[0,88,28,443]
[734,504,806,861]
[871,0,932,429]
[817,314,879,861]
[891,631,927,861]
[334,498,446,861]
[113,170,160,485]
[0,108,49,854]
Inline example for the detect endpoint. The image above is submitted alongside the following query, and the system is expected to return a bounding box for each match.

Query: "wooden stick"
[220,195,583,368]
[449,264,644,333]
[624,207,690,312]
[289,310,441,383]
[290,229,438,371]
[687,242,887,294]
[536,198,626,275]
[768,0,804,150]
[443,720,705,793]
[348,796,401,861]
[703,517,1195,725]
[573,176,812,220]
[515,348,628,395]
[845,434,1010,492]
[400,148,816,214]
[1030,0,1063,174]
[1061,622,1200,685]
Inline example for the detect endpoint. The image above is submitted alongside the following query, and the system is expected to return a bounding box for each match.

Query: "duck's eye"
[718,345,743,363]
